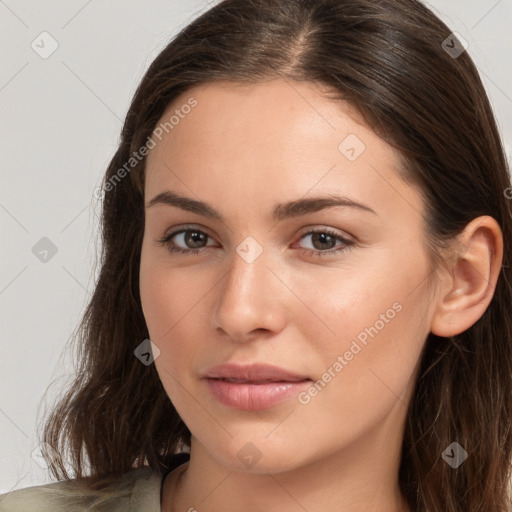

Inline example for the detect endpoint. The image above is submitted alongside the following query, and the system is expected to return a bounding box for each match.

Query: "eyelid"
[163,223,217,239]
[296,225,355,242]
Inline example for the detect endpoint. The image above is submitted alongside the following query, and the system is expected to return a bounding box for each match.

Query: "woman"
[1,0,511,510]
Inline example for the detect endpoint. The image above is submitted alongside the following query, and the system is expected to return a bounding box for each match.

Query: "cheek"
[139,268,173,341]
[295,257,430,425]
[304,309,426,447]
[290,298,427,460]
[139,251,210,384]
[139,247,199,341]
[139,257,197,409]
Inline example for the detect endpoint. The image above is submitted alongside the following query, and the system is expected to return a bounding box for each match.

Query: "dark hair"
[40,0,512,510]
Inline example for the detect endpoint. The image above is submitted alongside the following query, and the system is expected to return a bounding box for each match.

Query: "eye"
[157,228,215,255]
[294,228,355,257]
[157,226,355,257]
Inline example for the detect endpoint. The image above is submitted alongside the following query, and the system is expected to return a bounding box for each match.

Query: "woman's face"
[139,78,437,473]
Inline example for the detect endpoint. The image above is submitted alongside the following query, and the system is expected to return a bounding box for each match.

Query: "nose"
[211,242,288,343]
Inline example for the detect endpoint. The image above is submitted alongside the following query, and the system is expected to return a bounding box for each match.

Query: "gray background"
[1,0,511,492]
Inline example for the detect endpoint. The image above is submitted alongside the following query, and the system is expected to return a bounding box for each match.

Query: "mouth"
[203,363,312,411]
[204,378,311,411]
[203,362,310,383]
[211,377,310,384]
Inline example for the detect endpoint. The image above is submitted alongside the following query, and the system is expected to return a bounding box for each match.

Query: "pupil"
[313,232,334,250]
[187,231,205,248]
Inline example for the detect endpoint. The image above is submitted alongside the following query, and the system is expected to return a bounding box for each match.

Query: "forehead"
[150,79,369,150]
[144,79,423,223]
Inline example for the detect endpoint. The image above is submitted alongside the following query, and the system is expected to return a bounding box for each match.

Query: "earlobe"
[430,216,503,337]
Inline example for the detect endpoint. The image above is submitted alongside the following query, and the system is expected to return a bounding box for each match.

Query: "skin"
[138,78,503,512]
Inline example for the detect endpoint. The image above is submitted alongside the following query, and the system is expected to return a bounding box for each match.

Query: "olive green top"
[0,453,190,512]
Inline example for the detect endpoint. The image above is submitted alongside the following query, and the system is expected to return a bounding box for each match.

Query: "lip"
[203,362,310,382]
[203,363,311,411]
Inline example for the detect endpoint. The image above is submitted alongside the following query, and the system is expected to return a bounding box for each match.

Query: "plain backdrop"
[1,0,511,492]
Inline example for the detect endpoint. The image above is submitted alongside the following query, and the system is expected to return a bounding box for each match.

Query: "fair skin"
[139,78,503,512]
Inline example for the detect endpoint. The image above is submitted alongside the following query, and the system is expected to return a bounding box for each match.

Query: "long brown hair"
[40,0,512,510]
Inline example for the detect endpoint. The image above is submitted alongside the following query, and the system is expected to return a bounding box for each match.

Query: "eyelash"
[156,227,355,258]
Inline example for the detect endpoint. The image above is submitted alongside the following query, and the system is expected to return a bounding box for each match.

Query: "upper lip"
[204,363,310,382]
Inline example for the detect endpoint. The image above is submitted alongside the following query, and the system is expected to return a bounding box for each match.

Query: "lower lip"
[205,378,311,411]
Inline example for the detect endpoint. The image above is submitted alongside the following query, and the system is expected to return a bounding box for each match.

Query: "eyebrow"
[146,190,378,220]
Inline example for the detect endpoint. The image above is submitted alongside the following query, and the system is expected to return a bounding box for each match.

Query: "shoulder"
[0,467,162,512]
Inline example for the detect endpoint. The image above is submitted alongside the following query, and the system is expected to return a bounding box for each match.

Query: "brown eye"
[157,228,214,254]
[296,229,355,257]
[309,232,338,251]
[182,230,208,248]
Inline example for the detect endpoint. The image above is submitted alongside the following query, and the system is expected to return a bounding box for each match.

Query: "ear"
[430,215,504,337]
